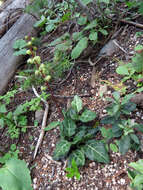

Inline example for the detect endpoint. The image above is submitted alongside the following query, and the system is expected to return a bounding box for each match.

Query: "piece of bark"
[0,0,30,38]
[131,93,143,109]
[0,13,37,95]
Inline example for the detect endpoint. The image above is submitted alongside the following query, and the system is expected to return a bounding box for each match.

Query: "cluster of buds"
[25,35,51,90]
[25,36,37,55]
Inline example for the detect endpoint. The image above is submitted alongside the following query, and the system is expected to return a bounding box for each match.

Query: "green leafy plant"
[0,144,19,164]
[116,45,143,92]
[52,95,109,168]
[0,90,43,139]
[101,92,136,137]
[128,159,143,190]
[65,159,80,180]
[13,39,28,56]
[0,158,33,190]
[100,92,143,155]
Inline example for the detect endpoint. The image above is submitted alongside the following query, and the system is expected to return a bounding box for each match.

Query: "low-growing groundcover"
[52,95,109,167]
[51,94,143,182]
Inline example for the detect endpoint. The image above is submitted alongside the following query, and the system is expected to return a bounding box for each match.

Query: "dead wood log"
[0,13,37,95]
[0,0,31,38]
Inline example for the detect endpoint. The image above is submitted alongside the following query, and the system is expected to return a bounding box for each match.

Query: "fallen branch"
[32,86,49,159]
[120,19,143,29]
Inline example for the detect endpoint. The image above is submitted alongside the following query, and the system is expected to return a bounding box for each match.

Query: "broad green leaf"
[99,0,109,3]
[0,158,32,190]
[62,118,76,137]
[72,32,83,41]
[0,104,7,113]
[66,108,79,120]
[135,45,143,51]
[68,150,85,166]
[113,91,120,101]
[127,168,137,180]
[77,16,87,25]
[44,121,60,131]
[100,127,114,139]
[110,143,118,153]
[79,109,96,122]
[136,87,143,93]
[84,140,110,163]
[71,95,83,113]
[122,102,136,114]
[61,12,71,22]
[14,105,25,116]
[47,32,70,47]
[132,53,143,73]
[13,49,27,56]
[71,37,88,59]
[72,130,85,144]
[55,40,72,51]
[89,31,98,41]
[139,2,143,15]
[121,93,134,105]
[82,128,99,141]
[53,140,71,160]
[106,104,120,115]
[13,40,27,49]
[129,159,143,174]
[82,0,92,5]
[0,118,4,128]
[134,175,143,186]
[101,115,116,125]
[118,135,131,155]
[83,19,97,30]
[45,24,55,32]
[99,29,108,36]
[112,124,123,137]
[116,65,129,75]
[130,134,140,144]
[34,15,47,27]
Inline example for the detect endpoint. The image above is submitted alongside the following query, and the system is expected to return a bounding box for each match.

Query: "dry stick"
[120,19,143,29]
[44,154,61,165]
[112,40,128,54]
[53,94,91,98]
[32,86,49,159]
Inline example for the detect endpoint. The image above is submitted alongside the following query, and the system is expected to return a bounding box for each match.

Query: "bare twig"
[33,105,49,159]
[44,154,61,165]
[32,86,49,159]
[112,40,128,54]
[32,85,48,106]
[120,19,143,29]
[88,57,103,66]
[53,94,91,98]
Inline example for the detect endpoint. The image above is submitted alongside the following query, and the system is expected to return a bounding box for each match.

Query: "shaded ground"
[1,9,143,190]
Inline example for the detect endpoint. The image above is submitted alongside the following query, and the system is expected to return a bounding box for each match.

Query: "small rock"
[98,84,107,97]
[35,109,44,123]
[120,178,125,185]
[33,184,38,189]
[33,178,37,184]
[98,39,119,57]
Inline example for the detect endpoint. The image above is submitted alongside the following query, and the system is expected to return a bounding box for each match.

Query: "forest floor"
[1,4,143,190]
